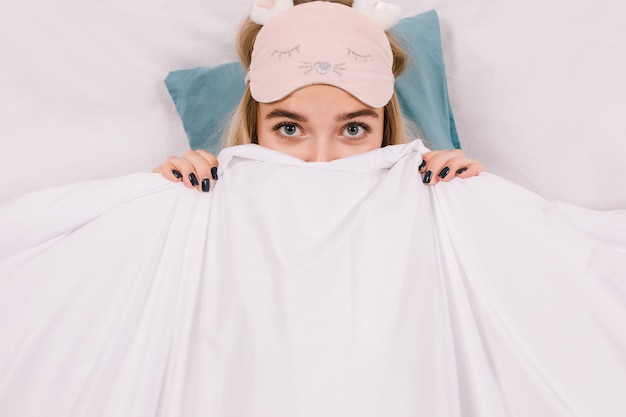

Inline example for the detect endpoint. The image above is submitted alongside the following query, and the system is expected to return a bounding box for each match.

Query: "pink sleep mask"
[246,1,399,108]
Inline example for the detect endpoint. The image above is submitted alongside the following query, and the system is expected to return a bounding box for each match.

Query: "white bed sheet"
[0,0,625,209]
[1,141,625,416]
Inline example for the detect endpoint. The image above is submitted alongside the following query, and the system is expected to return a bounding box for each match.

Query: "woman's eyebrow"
[265,109,308,122]
[337,109,380,121]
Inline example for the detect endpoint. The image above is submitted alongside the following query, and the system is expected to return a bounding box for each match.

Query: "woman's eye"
[341,123,370,139]
[274,123,302,137]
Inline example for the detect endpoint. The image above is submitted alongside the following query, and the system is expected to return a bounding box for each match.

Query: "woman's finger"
[419,150,487,185]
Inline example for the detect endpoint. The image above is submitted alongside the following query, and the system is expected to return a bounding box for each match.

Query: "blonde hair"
[225,0,410,147]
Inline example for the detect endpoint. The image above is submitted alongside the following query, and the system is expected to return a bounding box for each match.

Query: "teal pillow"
[165,9,460,154]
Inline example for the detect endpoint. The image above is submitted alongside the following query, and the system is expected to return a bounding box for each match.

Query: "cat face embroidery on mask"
[272,45,372,77]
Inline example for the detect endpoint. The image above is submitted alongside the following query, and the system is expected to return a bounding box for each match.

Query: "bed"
[1,0,625,210]
[2,1,626,415]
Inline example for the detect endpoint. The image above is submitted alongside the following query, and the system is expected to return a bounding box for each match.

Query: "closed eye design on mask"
[271,45,301,59]
[347,48,373,62]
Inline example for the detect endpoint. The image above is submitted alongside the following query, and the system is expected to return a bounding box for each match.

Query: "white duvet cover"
[1,141,625,416]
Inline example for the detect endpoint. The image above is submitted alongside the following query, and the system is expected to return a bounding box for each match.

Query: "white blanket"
[1,141,625,417]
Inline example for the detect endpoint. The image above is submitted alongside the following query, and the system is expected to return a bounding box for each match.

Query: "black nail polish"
[202,178,210,192]
[172,169,182,179]
[456,167,468,175]
[418,160,426,171]
[211,166,219,180]
[438,166,450,179]
[189,172,199,186]
[423,170,432,184]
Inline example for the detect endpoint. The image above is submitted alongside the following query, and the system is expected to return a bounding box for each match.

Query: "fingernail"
[202,178,210,192]
[211,166,219,180]
[423,170,432,184]
[438,166,450,179]
[189,173,199,186]
[172,169,182,179]
[456,167,468,175]
[418,160,426,171]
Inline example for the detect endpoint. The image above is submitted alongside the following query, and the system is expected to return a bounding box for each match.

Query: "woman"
[153,0,485,191]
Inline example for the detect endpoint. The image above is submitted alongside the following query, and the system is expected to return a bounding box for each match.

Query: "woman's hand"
[419,149,486,185]
[152,149,219,192]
